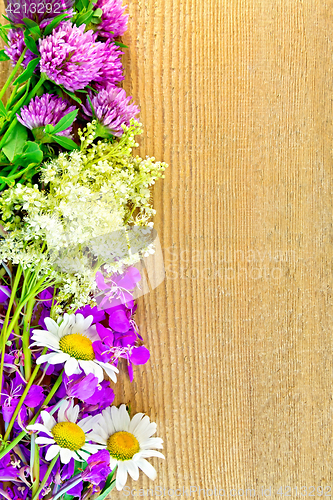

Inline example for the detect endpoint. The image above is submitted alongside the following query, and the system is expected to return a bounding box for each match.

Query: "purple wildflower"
[93,0,128,40]
[94,42,124,89]
[17,94,77,138]
[39,22,112,91]
[6,0,73,25]
[82,450,112,484]
[5,29,37,68]
[0,285,10,303]
[0,372,44,423]
[82,85,139,137]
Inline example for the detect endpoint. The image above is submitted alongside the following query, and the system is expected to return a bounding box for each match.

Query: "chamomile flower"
[31,313,118,383]
[87,404,164,490]
[27,400,101,464]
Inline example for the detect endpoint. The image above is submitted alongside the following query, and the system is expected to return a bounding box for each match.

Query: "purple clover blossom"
[94,41,124,89]
[39,22,122,91]
[17,94,77,138]
[6,0,73,25]
[5,29,37,68]
[82,85,139,137]
[93,0,128,40]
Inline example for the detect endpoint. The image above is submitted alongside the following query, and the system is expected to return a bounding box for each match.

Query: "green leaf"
[0,49,9,61]
[0,101,7,118]
[94,479,116,500]
[74,10,94,26]
[43,12,71,36]
[114,41,128,49]
[44,124,55,134]
[22,18,39,29]
[24,33,39,55]
[14,58,40,86]
[93,7,103,17]
[51,135,79,150]
[13,141,43,166]
[2,122,27,161]
[52,109,78,134]
[61,88,82,104]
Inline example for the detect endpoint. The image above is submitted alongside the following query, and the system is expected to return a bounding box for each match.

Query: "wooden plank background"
[2,0,333,498]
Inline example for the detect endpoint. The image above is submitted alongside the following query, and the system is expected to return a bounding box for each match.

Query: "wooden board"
[2,0,333,497]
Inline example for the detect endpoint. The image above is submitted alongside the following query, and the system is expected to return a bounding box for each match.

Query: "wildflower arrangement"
[0,0,167,497]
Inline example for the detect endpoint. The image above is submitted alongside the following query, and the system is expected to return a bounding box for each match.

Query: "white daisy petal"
[79,360,104,382]
[86,432,107,445]
[119,404,130,431]
[77,449,90,461]
[60,447,72,464]
[58,400,73,423]
[41,411,57,430]
[128,413,145,434]
[133,416,152,441]
[126,460,139,480]
[116,462,128,491]
[67,402,80,423]
[43,317,59,335]
[82,314,94,331]
[135,450,165,460]
[32,332,60,348]
[138,423,159,442]
[27,423,53,437]
[82,443,102,453]
[64,357,80,377]
[35,437,55,446]
[101,409,115,436]
[136,458,157,481]
[45,352,70,364]
[109,457,118,469]
[35,353,60,365]
[78,414,101,433]
[98,362,118,383]
[45,444,60,461]
[140,438,164,450]
[111,406,123,432]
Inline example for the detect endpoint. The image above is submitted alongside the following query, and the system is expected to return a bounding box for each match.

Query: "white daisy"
[87,404,164,491]
[31,313,118,383]
[27,400,101,464]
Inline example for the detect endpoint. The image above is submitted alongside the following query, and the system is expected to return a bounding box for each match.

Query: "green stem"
[0,265,22,398]
[32,453,59,500]
[22,297,35,380]
[31,441,40,498]
[0,47,28,102]
[0,371,64,458]
[3,347,47,442]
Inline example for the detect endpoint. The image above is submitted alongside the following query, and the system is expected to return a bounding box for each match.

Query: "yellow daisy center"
[52,422,86,451]
[59,333,95,360]
[107,431,140,461]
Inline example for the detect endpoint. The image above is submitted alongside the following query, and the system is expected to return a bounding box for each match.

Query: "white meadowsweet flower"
[87,404,164,491]
[27,400,101,464]
[31,313,118,383]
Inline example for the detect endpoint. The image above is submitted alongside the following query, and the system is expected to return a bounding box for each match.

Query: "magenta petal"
[0,286,10,303]
[108,307,131,333]
[130,346,150,365]
[25,385,44,407]
[95,271,109,290]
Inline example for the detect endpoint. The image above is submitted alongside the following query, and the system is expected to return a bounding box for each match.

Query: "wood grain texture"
[2,0,333,497]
